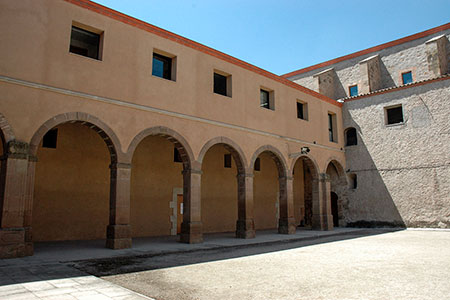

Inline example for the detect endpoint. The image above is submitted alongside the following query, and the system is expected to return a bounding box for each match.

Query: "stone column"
[278,175,296,234]
[236,171,255,239]
[0,141,29,258]
[23,156,37,256]
[311,173,333,230]
[106,162,132,249]
[180,167,203,243]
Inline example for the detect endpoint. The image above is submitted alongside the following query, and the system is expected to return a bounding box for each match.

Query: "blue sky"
[94,0,450,75]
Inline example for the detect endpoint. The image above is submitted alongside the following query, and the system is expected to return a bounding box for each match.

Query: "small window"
[328,113,337,142]
[401,71,413,85]
[345,128,357,146]
[296,101,308,120]
[69,26,101,60]
[42,129,58,149]
[213,72,232,97]
[224,154,232,168]
[260,89,274,110]
[174,147,182,163]
[152,53,173,80]
[254,157,261,171]
[349,85,358,97]
[349,174,357,189]
[386,105,404,125]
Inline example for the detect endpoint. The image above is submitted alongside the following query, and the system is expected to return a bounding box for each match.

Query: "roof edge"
[64,0,342,107]
[282,22,450,79]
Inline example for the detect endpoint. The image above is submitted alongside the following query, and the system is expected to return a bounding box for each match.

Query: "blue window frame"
[402,71,413,85]
[349,85,358,97]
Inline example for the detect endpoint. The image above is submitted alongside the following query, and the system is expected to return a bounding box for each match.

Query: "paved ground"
[103,230,450,300]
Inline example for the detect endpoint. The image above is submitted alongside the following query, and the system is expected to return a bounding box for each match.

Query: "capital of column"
[4,141,29,160]
[237,172,254,179]
[319,173,331,182]
[109,162,132,170]
[279,175,294,181]
[182,168,203,175]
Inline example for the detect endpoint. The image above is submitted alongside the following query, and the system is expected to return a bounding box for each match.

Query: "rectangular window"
[349,174,357,189]
[69,26,101,60]
[260,89,274,110]
[401,71,413,85]
[224,154,232,168]
[296,100,308,120]
[213,71,232,97]
[328,113,337,142]
[174,147,182,163]
[42,129,58,149]
[349,85,358,97]
[386,105,404,125]
[254,157,261,171]
[152,53,173,80]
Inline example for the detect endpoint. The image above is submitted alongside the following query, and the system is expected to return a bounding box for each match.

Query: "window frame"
[328,112,337,143]
[69,23,103,60]
[401,71,413,85]
[296,100,308,120]
[213,70,232,97]
[345,127,357,146]
[260,88,274,110]
[349,84,358,97]
[384,104,404,126]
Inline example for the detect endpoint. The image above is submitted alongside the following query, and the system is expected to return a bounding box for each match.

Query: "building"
[284,23,450,228]
[0,0,346,258]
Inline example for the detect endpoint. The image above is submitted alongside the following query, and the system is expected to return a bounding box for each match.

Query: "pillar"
[236,171,255,239]
[0,141,29,258]
[180,167,203,243]
[106,162,132,249]
[278,175,296,234]
[311,173,333,230]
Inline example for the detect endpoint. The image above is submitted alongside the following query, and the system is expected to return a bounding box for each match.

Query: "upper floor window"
[213,71,232,97]
[328,113,337,142]
[345,127,357,146]
[260,88,274,110]
[42,129,58,149]
[152,52,174,80]
[349,85,358,97]
[296,100,308,120]
[385,105,404,125]
[401,71,413,85]
[70,25,101,60]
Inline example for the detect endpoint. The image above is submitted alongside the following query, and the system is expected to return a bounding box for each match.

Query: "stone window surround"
[384,104,405,126]
[398,68,416,86]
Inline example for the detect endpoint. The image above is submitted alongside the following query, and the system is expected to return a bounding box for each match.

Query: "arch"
[0,112,15,148]
[29,112,123,163]
[126,126,195,169]
[344,127,357,146]
[198,136,247,174]
[289,154,320,180]
[324,157,347,182]
[249,145,287,178]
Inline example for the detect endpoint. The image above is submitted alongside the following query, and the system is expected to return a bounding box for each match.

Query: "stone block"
[236,219,256,239]
[278,217,296,234]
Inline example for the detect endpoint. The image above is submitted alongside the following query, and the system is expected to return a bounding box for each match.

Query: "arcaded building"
[0,0,346,258]
[284,24,450,228]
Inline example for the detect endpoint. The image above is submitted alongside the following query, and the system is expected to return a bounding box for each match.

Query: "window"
[260,89,274,110]
[42,129,58,149]
[254,157,261,171]
[349,174,357,189]
[174,148,182,163]
[345,127,357,146]
[328,113,337,142]
[152,53,173,80]
[349,85,358,97]
[70,26,101,60]
[224,154,232,168]
[401,71,413,85]
[385,105,404,125]
[213,72,231,97]
[296,101,308,120]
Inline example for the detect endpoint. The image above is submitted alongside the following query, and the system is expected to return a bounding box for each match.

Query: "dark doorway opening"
[331,192,339,227]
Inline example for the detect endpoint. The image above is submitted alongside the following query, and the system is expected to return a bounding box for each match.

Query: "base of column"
[278,217,296,234]
[0,228,31,258]
[179,221,203,244]
[106,224,132,249]
[236,219,256,239]
[312,214,334,231]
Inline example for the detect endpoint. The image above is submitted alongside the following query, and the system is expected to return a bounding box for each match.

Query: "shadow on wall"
[344,126,406,228]
[379,59,396,89]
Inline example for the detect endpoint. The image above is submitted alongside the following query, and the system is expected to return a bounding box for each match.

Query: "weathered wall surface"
[343,79,450,228]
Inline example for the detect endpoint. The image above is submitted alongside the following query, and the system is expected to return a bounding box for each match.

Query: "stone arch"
[249,145,287,178]
[289,154,320,179]
[197,136,247,174]
[29,112,123,163]
[325,158,348,227]
[0,112,15,148]
[324,157,347,182]
[126,126,195,169]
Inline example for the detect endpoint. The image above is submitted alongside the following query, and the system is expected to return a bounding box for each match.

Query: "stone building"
[284,23,450,228]
[0,0,346,258]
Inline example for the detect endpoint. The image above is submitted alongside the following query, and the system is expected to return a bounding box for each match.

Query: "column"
[311,173,333,230]
[0,141,29,258]
[278,175,296,234]
[236,171,255,239]
[106,162,132,249]
[180,167,203,243]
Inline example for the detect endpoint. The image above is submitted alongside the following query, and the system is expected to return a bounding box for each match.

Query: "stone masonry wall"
[343,79,450,228]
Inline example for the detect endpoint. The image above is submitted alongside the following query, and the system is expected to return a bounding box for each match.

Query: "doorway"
[331,192,339,227]
[177,194,183,234]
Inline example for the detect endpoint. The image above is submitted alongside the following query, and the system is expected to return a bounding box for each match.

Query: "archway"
[325,159,347,227]
[291,155,320,229]
[250,146,288,231]
[126,127,193,238]
[30,113,121,243]
[198,137,246,235]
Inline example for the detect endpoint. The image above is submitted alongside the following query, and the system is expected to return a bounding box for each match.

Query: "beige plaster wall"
[201,145,238,233]
[130,136,183,237]
[33,123,110,241]
[254,153,278,230]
